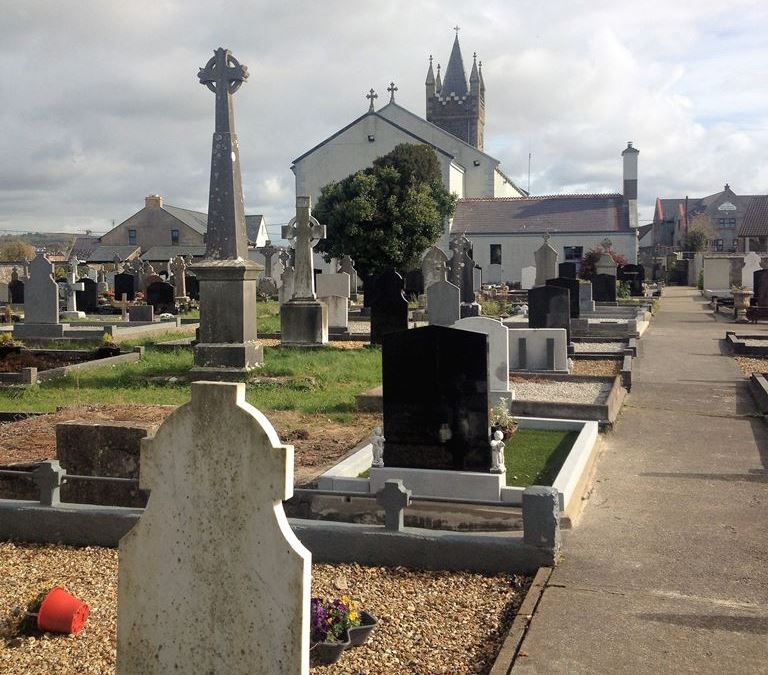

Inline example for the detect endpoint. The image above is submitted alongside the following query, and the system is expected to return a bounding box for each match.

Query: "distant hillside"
[0,232,77,254]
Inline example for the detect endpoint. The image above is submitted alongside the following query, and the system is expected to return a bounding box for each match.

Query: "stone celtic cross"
[65,257,84,313]
[257,240,278,278]
[281,197,325,300]
[278,248,291,269]
[198,47,250,260]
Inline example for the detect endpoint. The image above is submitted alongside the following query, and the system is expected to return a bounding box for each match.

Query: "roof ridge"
[459,193,623,202]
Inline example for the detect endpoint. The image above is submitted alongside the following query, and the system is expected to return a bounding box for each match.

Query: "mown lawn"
[504,429,579,487]
[0,344,382,420]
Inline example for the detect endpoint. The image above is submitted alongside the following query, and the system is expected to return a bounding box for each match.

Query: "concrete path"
[513,288,768,674]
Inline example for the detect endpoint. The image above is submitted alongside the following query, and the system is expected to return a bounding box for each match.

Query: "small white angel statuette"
[371,426,385,467]
[490,429,506,474]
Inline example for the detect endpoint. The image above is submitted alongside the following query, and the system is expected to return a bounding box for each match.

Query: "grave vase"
[733,289,753,323]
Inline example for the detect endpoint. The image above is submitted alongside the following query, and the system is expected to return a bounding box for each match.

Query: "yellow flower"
[349,611,359,623]
[341,595,350,605]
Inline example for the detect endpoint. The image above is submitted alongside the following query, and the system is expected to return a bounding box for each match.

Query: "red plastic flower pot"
[36,587,90,635]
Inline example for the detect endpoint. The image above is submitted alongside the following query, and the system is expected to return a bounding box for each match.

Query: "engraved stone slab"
[454,316,511,401]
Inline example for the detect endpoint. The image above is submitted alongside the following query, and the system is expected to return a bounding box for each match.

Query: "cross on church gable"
[387,81,398,103]
[366,88,378,112]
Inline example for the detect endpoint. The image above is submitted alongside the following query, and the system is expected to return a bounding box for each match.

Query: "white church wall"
[468,232,638,285]
[494,170,522,198]
[449,164,465,198]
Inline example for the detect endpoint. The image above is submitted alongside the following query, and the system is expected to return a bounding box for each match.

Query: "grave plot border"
[748,373,768,415]
[316,417,599,527]
[571,337,639,357]
[725,331,768,356]
[0,347,143,386]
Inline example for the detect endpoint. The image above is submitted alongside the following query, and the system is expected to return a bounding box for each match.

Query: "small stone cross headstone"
[376,479,411,531]
[337,255,359,300]
[257,240,278,279]
[281,197,325,300]
[117,381,310,674]
[63,257,85,316]
[169,255,188,299]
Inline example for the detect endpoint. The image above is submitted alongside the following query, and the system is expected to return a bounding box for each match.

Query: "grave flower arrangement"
[310,595,378,665]
[490,398,518,439]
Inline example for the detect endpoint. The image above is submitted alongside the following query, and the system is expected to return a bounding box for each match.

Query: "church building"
[291,33,526,209]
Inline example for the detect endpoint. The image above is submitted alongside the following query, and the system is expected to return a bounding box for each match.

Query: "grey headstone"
[24,252,59,324]
[422,246,449,292]
[427,279,460,327]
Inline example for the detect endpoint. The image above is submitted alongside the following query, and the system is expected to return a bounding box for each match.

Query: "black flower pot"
[310,632,351,666]
[348,611,379,647]
[94,346,121,359]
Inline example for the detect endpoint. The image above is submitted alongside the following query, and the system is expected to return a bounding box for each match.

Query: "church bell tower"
[426,29,485,150]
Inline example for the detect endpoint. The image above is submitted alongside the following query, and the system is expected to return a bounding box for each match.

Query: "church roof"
[453,195,632,235]
[738,196,768,238]
[441,35,469,97]
[291,110,455,165]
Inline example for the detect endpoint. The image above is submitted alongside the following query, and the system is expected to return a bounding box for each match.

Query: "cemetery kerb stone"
[422,246,449,292]
[521,266,536,290]
[316,272,350,331]
[702,257,731,291]
[146,281,176,313]
[754,269,768,307]
[190,47,264,379]
[76,277,99,313]
[454,316,512,403]
[742,252,761,288]
[114,273,136,302]
[427,277,461,327]
[369,268,409,345]
[506,327,569,372]
[117,381,310,674]
[558,262,577,279]
[534,236,558,287]
[24,252,59,325]
[592,273,617,302]
[528,285,571,343]
[381,325,491,471]
[546,277,580,318]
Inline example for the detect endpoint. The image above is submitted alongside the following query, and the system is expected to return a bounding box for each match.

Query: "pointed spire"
[470,52,479,82]
[478,59,485,95]
[425,55,435,85]
[442,31,469,97]
[435,63,442,93]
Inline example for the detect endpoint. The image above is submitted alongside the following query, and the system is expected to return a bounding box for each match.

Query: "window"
[563,246,583,261]
[128,229,137,245]
[490,244,502,265]
[714,239,724,251]
[718,218,737,228]
[171,229,180,245]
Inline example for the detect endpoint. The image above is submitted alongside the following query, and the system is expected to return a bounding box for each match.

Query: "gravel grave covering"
[510,377,612,403]
[0,543,529,675]
[741,339,768,348]
[571,359,621,377]
[734,356,768,375]
[571,342,626,353]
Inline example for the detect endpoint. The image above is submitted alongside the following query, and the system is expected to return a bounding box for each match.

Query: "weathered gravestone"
[76,278,99,313]
[381,325,491,471]
[23,252,59,325]
[337,255,358,301]
[316,272,350,332]
[754,269,768,307]
[558,262,577,279]
[617,264,644,296]
[0,282,9,303]
[595,239,618,277]
[528,285,571,342]
[185,274,200,301]
[369,268,409,345]
[117,381,310,674]
[421,246,449,293]
[742,252,762,289]
[534,234,558,286]
[579,282,595,313]
[146,281,176,314]
[279,266,295,306]
[427,263,460,327]
[114,273,136,302]
[9,271,24,304]
[169,255,188,299]
[454,316,512,404]
[521,266,536,290]
[546,277,580,318]
[592,273,617,302]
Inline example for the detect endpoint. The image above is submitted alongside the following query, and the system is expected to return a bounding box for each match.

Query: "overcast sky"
[1,0,766,238]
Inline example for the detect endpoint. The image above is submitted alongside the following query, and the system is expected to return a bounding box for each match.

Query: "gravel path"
[572,342,626,353]
[0,543,528,675]
[510,378,612,403]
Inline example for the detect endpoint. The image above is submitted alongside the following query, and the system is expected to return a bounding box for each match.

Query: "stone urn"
[732,288,753,323]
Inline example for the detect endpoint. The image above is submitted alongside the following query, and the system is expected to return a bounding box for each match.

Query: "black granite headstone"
[382,325,491,471]
[528,285,571,342]
[558,262,577,279]
[370,268,408,345]
[546,277,580,318]
[146,281,176,313]
[460,252,475,304]
[404,269,424,297]
[114,273,135,301]
[185,274,200,301]
[8,279,24,304]
[76,278,99,313]
[754,269,768,307]
[592,273,617,302]
[618,264,645,296]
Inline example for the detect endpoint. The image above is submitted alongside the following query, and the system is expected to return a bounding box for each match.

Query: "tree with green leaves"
[313,144,456,276]
[579,245,628,280]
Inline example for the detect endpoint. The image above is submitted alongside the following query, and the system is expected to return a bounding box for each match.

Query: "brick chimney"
[145,194,163,209]
[621,142,639,228]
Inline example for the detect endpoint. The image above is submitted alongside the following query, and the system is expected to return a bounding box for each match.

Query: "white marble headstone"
[117,382,311,675]
[742,252,762,289]
[453,316,512,402]
[316,272,350,299]
[521,266,536,290]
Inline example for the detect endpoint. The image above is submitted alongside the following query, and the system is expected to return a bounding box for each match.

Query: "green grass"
[0,343,382,417]
[504,429,579,487]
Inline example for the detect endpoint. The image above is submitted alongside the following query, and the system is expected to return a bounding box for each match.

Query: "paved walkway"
[513,288,768,674]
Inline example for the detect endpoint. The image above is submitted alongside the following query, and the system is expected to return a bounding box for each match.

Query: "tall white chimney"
[622,142,639,228]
